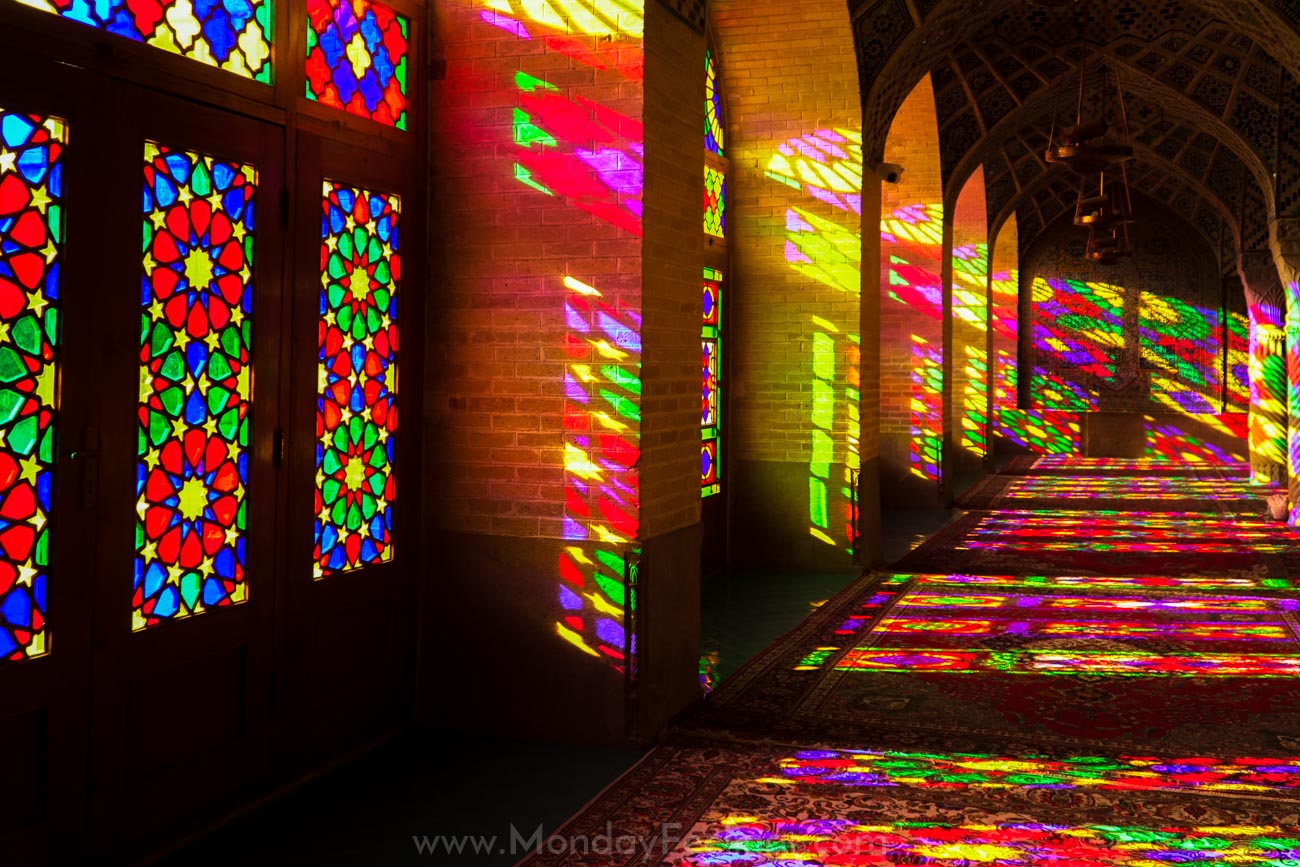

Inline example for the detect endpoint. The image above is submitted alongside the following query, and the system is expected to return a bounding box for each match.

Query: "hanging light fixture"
[1041,1,1137,264]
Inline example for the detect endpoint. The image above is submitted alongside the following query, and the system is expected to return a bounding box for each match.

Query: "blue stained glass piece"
[154,586,179,618]
[204,9,238,62]
[154,175,178,209]
[202,577,226,605]
[0,114,35,149]
[184,389,207,425]
[17,147,50,185]
[214,548,236,579]
[144,562,167,597]
[32,574,46,611]
[1,587,31,627]
[212,162,236,189]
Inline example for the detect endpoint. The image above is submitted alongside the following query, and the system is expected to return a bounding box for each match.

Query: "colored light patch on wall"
[558,275,640,668]
[766,128,862,214]
[836,648,1300,677]
[683,819,1300,866]
[511,71,644,237]
[703,166,724,239]
[0,109,64,663]
[777,747,1300,796]
[952,236,989,460]
[306,0,409,129]
[315,181,398,577]
[135,143,254,630]
[17,0,271,81]
[480,0,642,38]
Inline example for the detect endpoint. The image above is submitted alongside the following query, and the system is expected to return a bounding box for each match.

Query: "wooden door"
[0,48,103,865]
[84,83,285,856]
[273,131,419,770]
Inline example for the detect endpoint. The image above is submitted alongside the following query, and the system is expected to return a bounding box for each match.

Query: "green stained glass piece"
[159,349,186,381]
[12,316,41,355]
[218,407,240,441]
[43,308,57,344]
[9,416,37,455]
[0,390,23,425]
[34,526,48,566]
[0,347,26,383]
[191,161,212,197]
[180,571,201,610]
[149,411,171,447]
[159,386,185,418]
[208,352,232,381]
[206,386,231,416]
[37,425,53,462]
[374,261,391,286]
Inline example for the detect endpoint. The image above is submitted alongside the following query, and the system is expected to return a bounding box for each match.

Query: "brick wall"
[879,76,944,504]
[711,0,862,567]
[426,2,645,540]
[641,3,703,541]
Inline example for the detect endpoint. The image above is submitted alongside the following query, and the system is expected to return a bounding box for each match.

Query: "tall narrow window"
[15,0,271,82]
[306,0,410,129]
[0,108,65,661]
[701,268,722,497]
[315,181,399,577]
[702,46,728,499]
[135,143,255,630]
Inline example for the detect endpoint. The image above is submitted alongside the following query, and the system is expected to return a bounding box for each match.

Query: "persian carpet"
[518,730,1300,866]
[890,510,1295,577]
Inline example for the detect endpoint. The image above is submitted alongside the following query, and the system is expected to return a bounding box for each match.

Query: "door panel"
[85,84,284,855]
[0,49,105,864]
[274,133,417,768]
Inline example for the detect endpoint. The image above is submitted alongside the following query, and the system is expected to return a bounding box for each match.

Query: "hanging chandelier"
[1044,45,1136,263]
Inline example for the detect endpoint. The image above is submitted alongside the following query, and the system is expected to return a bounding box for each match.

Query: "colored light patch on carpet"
[1032,455,1248,471]
[681,819,1300,866]
[775,748,1300,795]
[911,573,1295,591]
[835,648,1300,676]
[903,592,1294,612]
[997,476,1264,499]
[876,617,1291,641]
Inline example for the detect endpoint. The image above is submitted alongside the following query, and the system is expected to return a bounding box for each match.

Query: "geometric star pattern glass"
[135,142,255,630]
[16,0,271,82]
[702,268,721,498]
[0,109,64,661]
[704,165,725,239]
[306,0,409,130]
[315,181,398,577]
[705,49,724,158]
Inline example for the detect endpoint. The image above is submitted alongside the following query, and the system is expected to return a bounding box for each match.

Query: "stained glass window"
[306,0,409,129]
[135,143,255,630]
[704,165,725,239]
[702,267,721,498]
[706,50,724,157]
[16,0,271,82]
[0,109,64,662]
[316,181,398,577]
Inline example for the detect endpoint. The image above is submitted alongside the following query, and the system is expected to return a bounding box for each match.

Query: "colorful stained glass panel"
[306,0,409,129]
[704,165,725,239]
[705,49,724,157]
[702,268,721,497]
[0,109,64,662]
[135,142,255,630]
[316,181,399,577]
[16,0,271,82]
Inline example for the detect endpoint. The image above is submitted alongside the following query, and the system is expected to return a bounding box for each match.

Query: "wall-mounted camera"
[878,162,904,184]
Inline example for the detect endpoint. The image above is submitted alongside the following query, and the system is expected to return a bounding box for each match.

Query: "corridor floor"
[521,456,1300,866]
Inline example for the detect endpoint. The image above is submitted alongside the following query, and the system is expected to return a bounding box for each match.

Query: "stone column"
[1270,218,1300,521]
[1238,251,1287,485]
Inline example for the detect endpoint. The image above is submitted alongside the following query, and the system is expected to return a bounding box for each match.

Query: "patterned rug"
[891,511,1295,577]
[520,731,1300,866]
[521,462,1300,867]
[677,571,1300,758]
[957,460,1277,512]
[1001,455,1251,477]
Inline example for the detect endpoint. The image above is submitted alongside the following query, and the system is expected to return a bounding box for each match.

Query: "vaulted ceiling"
[850,0,1300,256]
